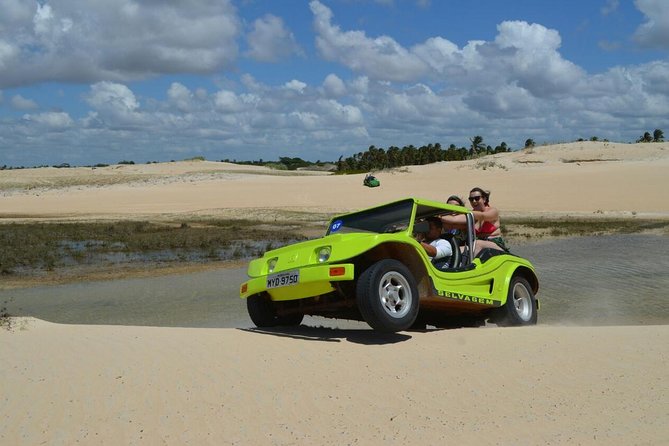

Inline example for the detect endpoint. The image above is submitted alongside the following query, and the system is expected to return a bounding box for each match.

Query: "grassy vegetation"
[0,220,308,276]
[474,159,508,171]
[504,217,669,240]
[1,217,667,283]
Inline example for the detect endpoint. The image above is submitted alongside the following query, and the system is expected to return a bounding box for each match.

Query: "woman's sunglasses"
[468,195,483,202]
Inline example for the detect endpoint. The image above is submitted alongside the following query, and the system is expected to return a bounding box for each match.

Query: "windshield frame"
[326,199,415,235]
[326,198,468,236]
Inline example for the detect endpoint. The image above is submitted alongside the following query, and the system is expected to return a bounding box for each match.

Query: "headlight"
[316,246,331,263]
[267,257,278,273]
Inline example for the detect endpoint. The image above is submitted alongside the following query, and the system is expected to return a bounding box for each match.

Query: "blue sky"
[1,0,668,166]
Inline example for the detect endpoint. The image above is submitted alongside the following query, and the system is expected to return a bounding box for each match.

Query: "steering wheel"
[445,233,461,268]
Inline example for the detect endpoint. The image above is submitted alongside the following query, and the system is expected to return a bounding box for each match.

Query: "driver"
[415,217,452,261]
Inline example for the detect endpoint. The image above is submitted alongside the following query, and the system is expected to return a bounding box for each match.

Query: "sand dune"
[1,141,668,220]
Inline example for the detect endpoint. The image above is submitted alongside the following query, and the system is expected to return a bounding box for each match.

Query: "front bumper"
[240,263,355,301]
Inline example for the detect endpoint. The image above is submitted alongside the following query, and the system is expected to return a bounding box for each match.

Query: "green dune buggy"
[240,198,539,332]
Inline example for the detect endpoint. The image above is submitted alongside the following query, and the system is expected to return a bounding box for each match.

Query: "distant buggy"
[363,174,380,187]
[240,198,539,332]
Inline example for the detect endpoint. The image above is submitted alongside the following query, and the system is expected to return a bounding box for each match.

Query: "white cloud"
[214,90,260,113]
[322,74,347,97]
[11,95,38,110]
[634,0,669,48]
[83,82,146,129]
[241,74,264,92]
[350,76,370,95]
[214,90,241,112]
[167,83,194,112]
[493,21,586,97]
[23,111,73,129]
[309,2,584,99]
[310,1,429,82]
[315,99,364,125]
[86,82,139,112]
[411,37,461,74]
[289,111,320,129]
[636,61,669,95]
[3,63,668,167]
[0,40,19,70]
[246,14,302,62]
[463,85,537,118]
[284,79,307,93]
[494,20,561,52]
[0,0,240,88]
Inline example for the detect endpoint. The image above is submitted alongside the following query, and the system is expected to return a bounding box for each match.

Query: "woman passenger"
[467,187,508,252]
[441,187,508,254]
[446,195,465,207]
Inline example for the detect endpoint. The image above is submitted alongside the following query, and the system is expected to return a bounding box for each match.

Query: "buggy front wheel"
[356,259,419,332]
[247,293,304,327]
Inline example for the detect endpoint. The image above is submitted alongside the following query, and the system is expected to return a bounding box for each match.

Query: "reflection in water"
[2,268,251,328]
[513,234,669,326]
[3,235,668,328]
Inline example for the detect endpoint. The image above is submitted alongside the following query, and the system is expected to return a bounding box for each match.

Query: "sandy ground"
[2,141,669,444]
[1,141,668,220]
[1,319,667,445]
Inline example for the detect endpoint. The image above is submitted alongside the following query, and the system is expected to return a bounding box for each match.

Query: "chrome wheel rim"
[378,271,412,319]
[512,282,533,321]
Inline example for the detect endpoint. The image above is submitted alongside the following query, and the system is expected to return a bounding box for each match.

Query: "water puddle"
[2,234,668,328]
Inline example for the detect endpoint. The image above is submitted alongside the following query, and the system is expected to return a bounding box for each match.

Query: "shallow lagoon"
[3,234,668,328]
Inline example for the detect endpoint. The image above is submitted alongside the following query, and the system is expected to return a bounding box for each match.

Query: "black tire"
[493,276,537,326]
[247,293,304,327]
[276,312,305,326]
[409,316,427,331]
[356,259,420,332]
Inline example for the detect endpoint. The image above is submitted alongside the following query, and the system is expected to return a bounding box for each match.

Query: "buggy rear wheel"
[493,277,537,326]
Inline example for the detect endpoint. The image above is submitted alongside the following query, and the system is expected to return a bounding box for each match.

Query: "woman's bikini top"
[475,221,499,237]
[474,206,500,238]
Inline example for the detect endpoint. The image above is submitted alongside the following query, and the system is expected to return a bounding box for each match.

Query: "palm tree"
[637,132,653,143]
[653,129,664,142]
[469,136,485,156]
[494,141,508,153]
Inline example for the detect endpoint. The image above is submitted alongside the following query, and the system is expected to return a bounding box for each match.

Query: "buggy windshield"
[327,199,414,235]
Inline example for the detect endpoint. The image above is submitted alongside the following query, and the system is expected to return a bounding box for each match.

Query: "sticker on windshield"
[330,219,343,233]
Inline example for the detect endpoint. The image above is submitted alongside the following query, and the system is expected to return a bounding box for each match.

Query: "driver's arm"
[420,241,437,257]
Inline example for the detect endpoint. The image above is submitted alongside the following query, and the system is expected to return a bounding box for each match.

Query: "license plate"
[266,270,299,289]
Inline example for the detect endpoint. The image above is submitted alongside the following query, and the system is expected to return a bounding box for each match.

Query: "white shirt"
[428,238,452,260]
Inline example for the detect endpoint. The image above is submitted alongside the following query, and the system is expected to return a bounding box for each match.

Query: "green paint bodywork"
[240,197,538,314]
